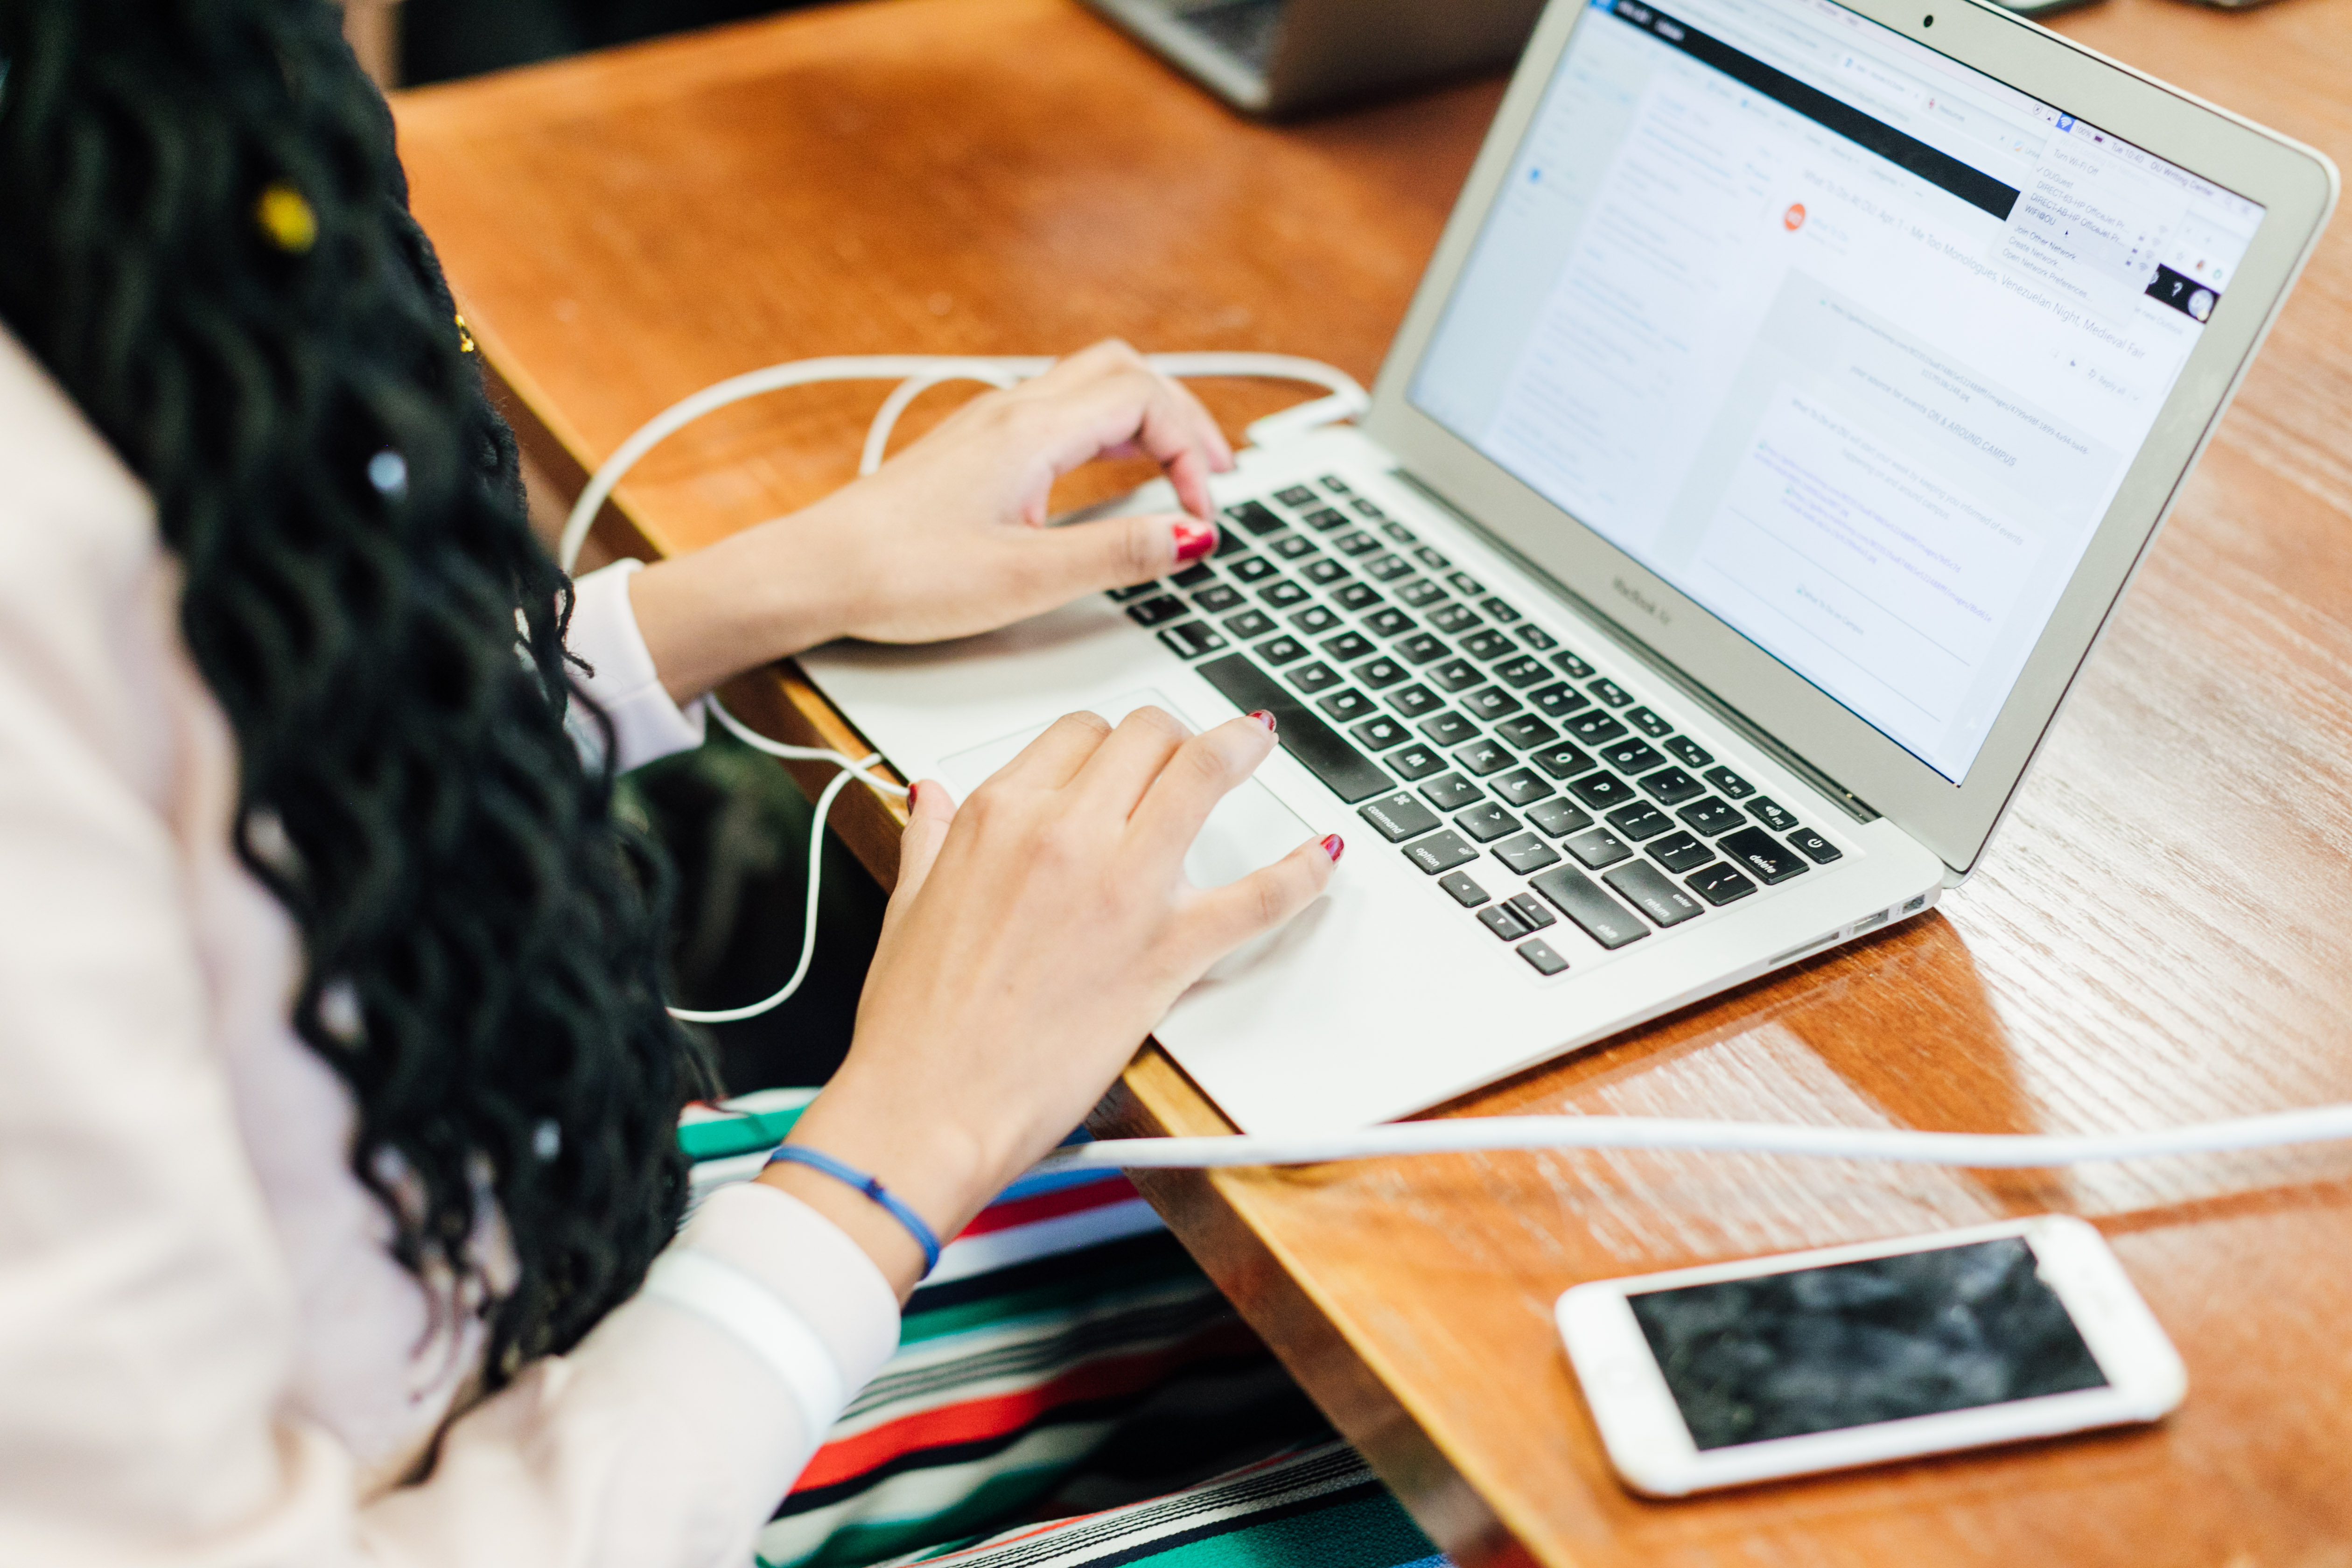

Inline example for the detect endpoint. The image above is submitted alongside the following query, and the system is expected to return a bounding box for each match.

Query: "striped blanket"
[679,1093,1447,1568]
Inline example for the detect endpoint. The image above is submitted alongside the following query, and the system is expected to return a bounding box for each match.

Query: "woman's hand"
[629,342,1234,703]
[758,707,1343,1297]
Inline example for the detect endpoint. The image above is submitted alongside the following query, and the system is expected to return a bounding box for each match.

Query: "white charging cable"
[558,352,1369,1022]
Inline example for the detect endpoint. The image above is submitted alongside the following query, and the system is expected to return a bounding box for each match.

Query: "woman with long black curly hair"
[0,1,1350,1561]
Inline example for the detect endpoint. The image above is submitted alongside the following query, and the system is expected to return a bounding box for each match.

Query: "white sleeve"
[565,560,707,773]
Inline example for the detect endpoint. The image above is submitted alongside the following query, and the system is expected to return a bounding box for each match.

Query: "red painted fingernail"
[1321,833,1345,864]
[907,781,920,809]
[1172,518,1217,564]
[1248,709,1277,734]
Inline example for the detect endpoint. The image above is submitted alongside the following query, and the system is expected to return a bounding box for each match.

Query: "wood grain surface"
[393,1,2352,1561]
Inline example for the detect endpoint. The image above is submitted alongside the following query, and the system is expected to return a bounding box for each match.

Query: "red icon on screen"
[1783,203,1807,231]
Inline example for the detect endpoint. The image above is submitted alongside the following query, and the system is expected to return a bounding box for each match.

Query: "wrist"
[625,504,868,705]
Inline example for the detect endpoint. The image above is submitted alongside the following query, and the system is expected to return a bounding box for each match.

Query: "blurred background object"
[343,0,818,87]
[341,0,404,86]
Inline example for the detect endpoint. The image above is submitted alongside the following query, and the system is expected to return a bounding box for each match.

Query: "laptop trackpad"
[937,689,1312,889]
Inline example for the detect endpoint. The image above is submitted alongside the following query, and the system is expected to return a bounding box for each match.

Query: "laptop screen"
[1409,0,2265,784]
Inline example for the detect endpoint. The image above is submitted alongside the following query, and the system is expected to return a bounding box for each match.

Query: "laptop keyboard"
[1111,474,1849,977]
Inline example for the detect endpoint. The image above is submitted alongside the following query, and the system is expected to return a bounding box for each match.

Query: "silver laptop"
[1084,0,1546,116]
[807,0,2336,1136]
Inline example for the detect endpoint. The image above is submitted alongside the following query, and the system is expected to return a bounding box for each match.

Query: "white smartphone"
[1555,1217,2186,1497]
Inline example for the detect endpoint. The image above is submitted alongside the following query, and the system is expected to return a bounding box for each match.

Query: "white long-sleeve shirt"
[0,326,899,1567]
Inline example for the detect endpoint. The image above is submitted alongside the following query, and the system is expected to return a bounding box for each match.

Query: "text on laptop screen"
[1410,0,2264,783]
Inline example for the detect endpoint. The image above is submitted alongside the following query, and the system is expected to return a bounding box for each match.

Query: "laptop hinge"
[1387,469,1880,826]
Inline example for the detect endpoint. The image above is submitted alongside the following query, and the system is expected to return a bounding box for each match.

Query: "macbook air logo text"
[1612,577,1670,624]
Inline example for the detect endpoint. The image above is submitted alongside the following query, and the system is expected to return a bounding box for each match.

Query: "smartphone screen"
[1626,1237,2109,1450]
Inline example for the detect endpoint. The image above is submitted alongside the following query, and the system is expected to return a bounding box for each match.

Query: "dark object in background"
[401,0,803,84]
[1989,0,2107,19]
[618,730,888,1094]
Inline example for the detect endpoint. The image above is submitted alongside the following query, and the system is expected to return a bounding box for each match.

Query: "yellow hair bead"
[454,313,476,354]
[255,180,318,254]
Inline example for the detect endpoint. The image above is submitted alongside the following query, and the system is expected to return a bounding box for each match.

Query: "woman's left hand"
[628,341,1236,702]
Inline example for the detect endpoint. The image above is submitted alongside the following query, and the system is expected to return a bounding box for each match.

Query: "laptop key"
[1290,605,1342,635]
[1492,832,1562,876]
[1195,655,1393,803]
[1318,689,1376,723]
[1638,766,1708,806]
[1229,554,1278,583]
[1225,500,1286,535]
[1495,715,1561,751]
[1405,831,1481,875]
[1601,740,1666,775]
[1387,683,1442,718]
[1254,633,1308,665]
[1748,797,1799,832]
[1505,892,1557,931]
[1477,905,1530,942]
[1492,655,1551,689]
[1396,576,1449,608]
[1319,476,1353,495]
[1463,685,1522,722]
[1625,706,1674,738]
[1385,742,1447,782]
[1646,831,1715,874]
[1428,602,1484,635]
[1333,529,1382,556]
[1300,506,1351,532]
[1788,827,1844,864]
[1191,584,1245,614]
[1127,595,1188,626]
[1718,826,1810,884]
[1553,650,1597,680]
[1454,802,1522,843]
[1517,938,1570,975]
[1568,771,1639,810]
[1687,862,1759,905]
[1454,739,1514,777]
[1333,581,1384,611]
[1352,657,1407,690]
[1516,624,1559,652]
[1108,581,1164,601]
[1380,520,1419,546]
[1665,735,1713,769]
[1320,631,1376,663]
[1259,579,1309,608]
[1531,865,1650,948]
[1491,767,1555,807]
[1462,630,1519,662]
[1271,532,1319,560]
[1565,827,1634,868]
[1214,526,1250,559]
[1426,658,1482,693]
[1447,571,1486,596]
[1288,660,1341,693]
[1303,558,1351,587]
[1418,711,1479,748]
[1604,861,1705,927]
[1396,632,1451,665]
[1528,798,1596,838]
[1363,607,1415,639]
[1359,792,1442,843]
[1158,623,1227,659]
[1274,485,1317,507]
[1587,677,1633,707]
[1704,765,1756,800]
[1564,711,1628,746]
[1351,498,1387,519]
[1676,796,1743,836]
[1604,802,1673,842]
[1419,772,1484,811]
[1223,609,1276,640]
[1530,742,1596,780]
[1528,682,1591,718]
[1438,869,1489,908]
[1363,553,1412,582]
[1171,563,1217,588]
[1480,597,1523,623]
[1350,715,1410,751]
[1414,545,1452,571]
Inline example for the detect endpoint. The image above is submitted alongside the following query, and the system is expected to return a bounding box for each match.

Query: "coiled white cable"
[557,352,1368,1022]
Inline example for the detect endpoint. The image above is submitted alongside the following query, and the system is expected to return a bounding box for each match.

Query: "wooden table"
[394,2,2352,1561]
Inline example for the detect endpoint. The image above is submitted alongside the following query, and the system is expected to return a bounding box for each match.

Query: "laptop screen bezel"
[1362,0,2338,876]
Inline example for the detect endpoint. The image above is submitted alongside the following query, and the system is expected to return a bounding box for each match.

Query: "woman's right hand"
[757,706,1342,1297]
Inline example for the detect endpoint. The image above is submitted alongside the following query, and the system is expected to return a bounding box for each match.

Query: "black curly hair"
[0,0,712,1382]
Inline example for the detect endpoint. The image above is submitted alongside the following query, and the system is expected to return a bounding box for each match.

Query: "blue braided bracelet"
[763,1144,943,1276]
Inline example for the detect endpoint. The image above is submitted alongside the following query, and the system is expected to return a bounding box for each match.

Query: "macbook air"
[805,0,2336,1135]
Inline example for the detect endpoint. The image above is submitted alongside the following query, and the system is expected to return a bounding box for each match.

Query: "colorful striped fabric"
[681,1093,1442,1568]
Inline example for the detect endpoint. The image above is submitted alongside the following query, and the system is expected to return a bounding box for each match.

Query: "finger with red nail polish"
[1320,833,1345,864]
[1172,518,1217,564]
